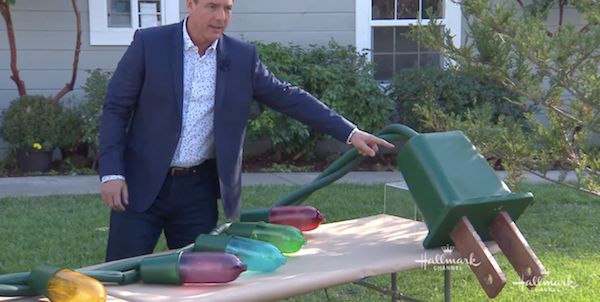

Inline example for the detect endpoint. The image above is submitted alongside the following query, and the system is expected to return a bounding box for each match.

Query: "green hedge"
[389,67,529,132]
[249,41,395,159]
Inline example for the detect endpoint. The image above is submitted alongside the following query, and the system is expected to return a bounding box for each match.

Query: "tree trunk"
[53,0,82,102]
[0,1,26,97]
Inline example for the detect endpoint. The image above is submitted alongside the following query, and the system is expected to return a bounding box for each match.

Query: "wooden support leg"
[450,217,506,298]
[489,211,547,289]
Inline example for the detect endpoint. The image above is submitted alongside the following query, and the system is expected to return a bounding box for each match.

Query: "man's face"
[186,0,233,46]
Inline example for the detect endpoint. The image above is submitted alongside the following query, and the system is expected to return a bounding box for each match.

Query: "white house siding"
[224,0,355,46]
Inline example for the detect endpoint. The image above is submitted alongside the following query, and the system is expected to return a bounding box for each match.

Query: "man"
[99,0,393,261]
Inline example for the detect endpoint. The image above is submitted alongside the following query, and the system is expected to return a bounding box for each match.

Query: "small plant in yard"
[0,95,84,172]
[79,68,111,168]
[0,95,63,152]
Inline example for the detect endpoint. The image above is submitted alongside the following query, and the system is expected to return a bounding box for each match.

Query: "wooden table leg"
[489,211,546,289]
[450,216,506,298]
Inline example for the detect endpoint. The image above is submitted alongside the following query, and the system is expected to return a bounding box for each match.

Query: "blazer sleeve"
[98,30,146,178]
[250,46,356,142]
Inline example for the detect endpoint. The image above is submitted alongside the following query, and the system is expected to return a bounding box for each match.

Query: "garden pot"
[16,149,53,173]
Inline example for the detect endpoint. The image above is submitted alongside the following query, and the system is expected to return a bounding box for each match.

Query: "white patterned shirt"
[170,18,217,167]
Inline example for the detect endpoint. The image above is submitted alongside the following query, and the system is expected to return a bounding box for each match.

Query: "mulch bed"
[242,151,398,172]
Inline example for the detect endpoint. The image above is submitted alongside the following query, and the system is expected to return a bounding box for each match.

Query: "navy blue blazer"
[99,21,356,219]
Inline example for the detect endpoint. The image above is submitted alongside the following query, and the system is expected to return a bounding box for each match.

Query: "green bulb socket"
[239,208,271,222]
[140,252,182,285]
[29,265,62,296]
[193,234,233,252]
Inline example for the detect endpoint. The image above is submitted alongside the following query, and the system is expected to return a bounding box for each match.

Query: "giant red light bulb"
[140,252,246,284]
[240,206,326,231]
[269,206,326,231]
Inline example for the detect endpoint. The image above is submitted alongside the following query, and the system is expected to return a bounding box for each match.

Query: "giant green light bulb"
[225,222,307,253]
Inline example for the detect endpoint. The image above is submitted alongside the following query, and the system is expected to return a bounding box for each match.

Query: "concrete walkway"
[0,171,578,198]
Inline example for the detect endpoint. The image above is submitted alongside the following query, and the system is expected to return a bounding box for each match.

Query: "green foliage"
[249,41,394,159]
[57,103,85,151]
[410,0,600,195]
[389,67,529,133]
[79,69,111,155]
[0,95,64,151]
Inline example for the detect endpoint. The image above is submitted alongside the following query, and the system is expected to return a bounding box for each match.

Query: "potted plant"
[0,95,64,172]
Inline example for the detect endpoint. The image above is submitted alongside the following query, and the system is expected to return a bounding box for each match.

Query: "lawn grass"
[0,183,598,301]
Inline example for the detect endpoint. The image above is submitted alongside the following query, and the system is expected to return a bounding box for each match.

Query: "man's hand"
[101,179,129,212]
[350,129,395,157]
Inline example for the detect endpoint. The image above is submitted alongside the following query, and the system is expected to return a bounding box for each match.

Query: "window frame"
[355,0,462,78]
[89,0,180,46]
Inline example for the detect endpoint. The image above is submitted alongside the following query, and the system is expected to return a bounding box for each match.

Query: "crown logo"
[441,244,454,254]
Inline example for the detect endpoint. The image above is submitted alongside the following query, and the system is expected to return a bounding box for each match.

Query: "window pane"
[419,52,442,68]
[372,0,394,19]
[395,27,418,52]
[373,27,394,53]
[139,0,161,28]
[397,0,419,19]
[422,0,444,19]
[395,54,419,71]
[374,55,394,81]
[108,0,131,28]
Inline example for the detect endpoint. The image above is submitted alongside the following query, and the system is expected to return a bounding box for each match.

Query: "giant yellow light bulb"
[29,266,106,302]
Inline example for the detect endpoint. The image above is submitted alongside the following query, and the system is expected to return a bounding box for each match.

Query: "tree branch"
[558,0,564,27]
[0,1,26,96]
[525,169,600,197]
[53,0,81,102]
[513,0,524,8]
[579,21,598,33]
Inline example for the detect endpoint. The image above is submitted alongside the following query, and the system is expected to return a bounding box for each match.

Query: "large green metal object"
[397,131,533,249]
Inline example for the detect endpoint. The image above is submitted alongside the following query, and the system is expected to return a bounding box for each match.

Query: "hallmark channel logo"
[415,244,480,271]
[512,272,578,292]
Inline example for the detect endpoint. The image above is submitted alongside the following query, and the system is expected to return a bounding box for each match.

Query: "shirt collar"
[183,17,219,53]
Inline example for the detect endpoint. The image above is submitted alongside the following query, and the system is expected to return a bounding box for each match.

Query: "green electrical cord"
[0,124,419,296]
[273,124,418,206]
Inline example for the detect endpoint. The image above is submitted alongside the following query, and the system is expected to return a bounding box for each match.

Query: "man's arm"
[98,30,145,211]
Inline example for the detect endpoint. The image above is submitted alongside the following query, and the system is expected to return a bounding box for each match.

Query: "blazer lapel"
[171,21,184,120]
[215,35,229,116]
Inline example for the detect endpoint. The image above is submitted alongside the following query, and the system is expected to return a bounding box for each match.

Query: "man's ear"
[186,0,195,11]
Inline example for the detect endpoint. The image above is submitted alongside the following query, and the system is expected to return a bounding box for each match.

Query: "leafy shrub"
[57,103,85,151]
[0,95,64,151]
[249,41,395,159]
[389,67,530,132]
[79,69,111,157]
